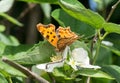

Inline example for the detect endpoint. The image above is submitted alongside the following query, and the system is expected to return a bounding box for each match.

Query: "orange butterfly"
[37,23,78,51]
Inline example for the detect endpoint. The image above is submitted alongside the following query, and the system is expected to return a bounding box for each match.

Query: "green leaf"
[0,13,23,26]
[103,23,120,34]
[70,41,89,51]
[59,0,105,29]
[53,68,69,79]
[2,44,32,56]
[92,78,111,83]
[12,41,56,65]
[51,9,65,26]
[0,33,19,46]
[8,36,20,46]
[19,0,58,4]
[52,9,95,37]
[0,73,8,83]
[0,41,6,55]
[60,0,86,9]
[53,68,73,81]
[73,69,114,79]
[96,46,112,65]
[102,65,120,82]
[0,25,5,32]
[41,3,51,23]
[102,44,120,56]
[0,60,26,77]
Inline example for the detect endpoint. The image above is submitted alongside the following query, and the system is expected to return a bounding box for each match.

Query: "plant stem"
[92,39,101,65]
[88,1,120,83]
[90,33,98,58]
[100,32,109,40]
[8,77,13,83]
[86,77,91,83]
[2,57,49,83]
[91,0,120,65]
[106,0,120,21]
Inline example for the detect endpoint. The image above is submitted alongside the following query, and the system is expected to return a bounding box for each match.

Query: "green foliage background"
[0,0,120,83]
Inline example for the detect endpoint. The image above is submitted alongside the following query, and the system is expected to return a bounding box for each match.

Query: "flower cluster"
[36,46,100,72]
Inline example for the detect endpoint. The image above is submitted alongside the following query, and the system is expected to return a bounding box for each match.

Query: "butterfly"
[37,23,78,51]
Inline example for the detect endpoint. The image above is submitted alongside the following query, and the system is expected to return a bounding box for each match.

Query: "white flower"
[72,48,89,65]
[102,41,113,46]
[36,46,70,72]
[36,61,64,72]
[0,0,14,13]
[68,48,101,70]
[68,58,79,70]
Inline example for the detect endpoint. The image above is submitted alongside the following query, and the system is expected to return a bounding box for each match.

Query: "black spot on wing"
[51,39,54,42]
[46,35,49,39]
[53,36,56,38]
[50,32,52,34]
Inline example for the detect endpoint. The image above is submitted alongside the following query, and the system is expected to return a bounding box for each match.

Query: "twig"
[106,0,120,21]
[2,57,49,83]
[90,33,98,58]
[90,0,120,60]
[18,3,37,20]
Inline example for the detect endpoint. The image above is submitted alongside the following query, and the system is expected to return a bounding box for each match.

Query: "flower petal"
[62,46,70,59]
[36,60,64,72]
[72,48,90,65]
[80,64,101,69]
[68,58,78,70]
[70,48,101,70]
[36,46,70,72]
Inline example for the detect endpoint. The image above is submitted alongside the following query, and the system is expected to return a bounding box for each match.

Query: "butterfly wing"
[37,23,58,47]
[56,27,78,51]
[37,24,78,51]
[57,37,78,51]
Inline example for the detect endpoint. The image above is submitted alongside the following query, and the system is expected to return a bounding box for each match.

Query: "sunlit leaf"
[12,41,55,65]
[59,0,105,29]
[40,3,51,23]
[0,33,19,46]
[0,13,23,26]
[52,9,95,37]
[103,23,120,34]
[19,0,58,4]
[0,25,5,32]
[0,73,8,83]
[0,41,6,55]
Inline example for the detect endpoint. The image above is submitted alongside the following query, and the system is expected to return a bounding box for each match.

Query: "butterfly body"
[37,23,78,51]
